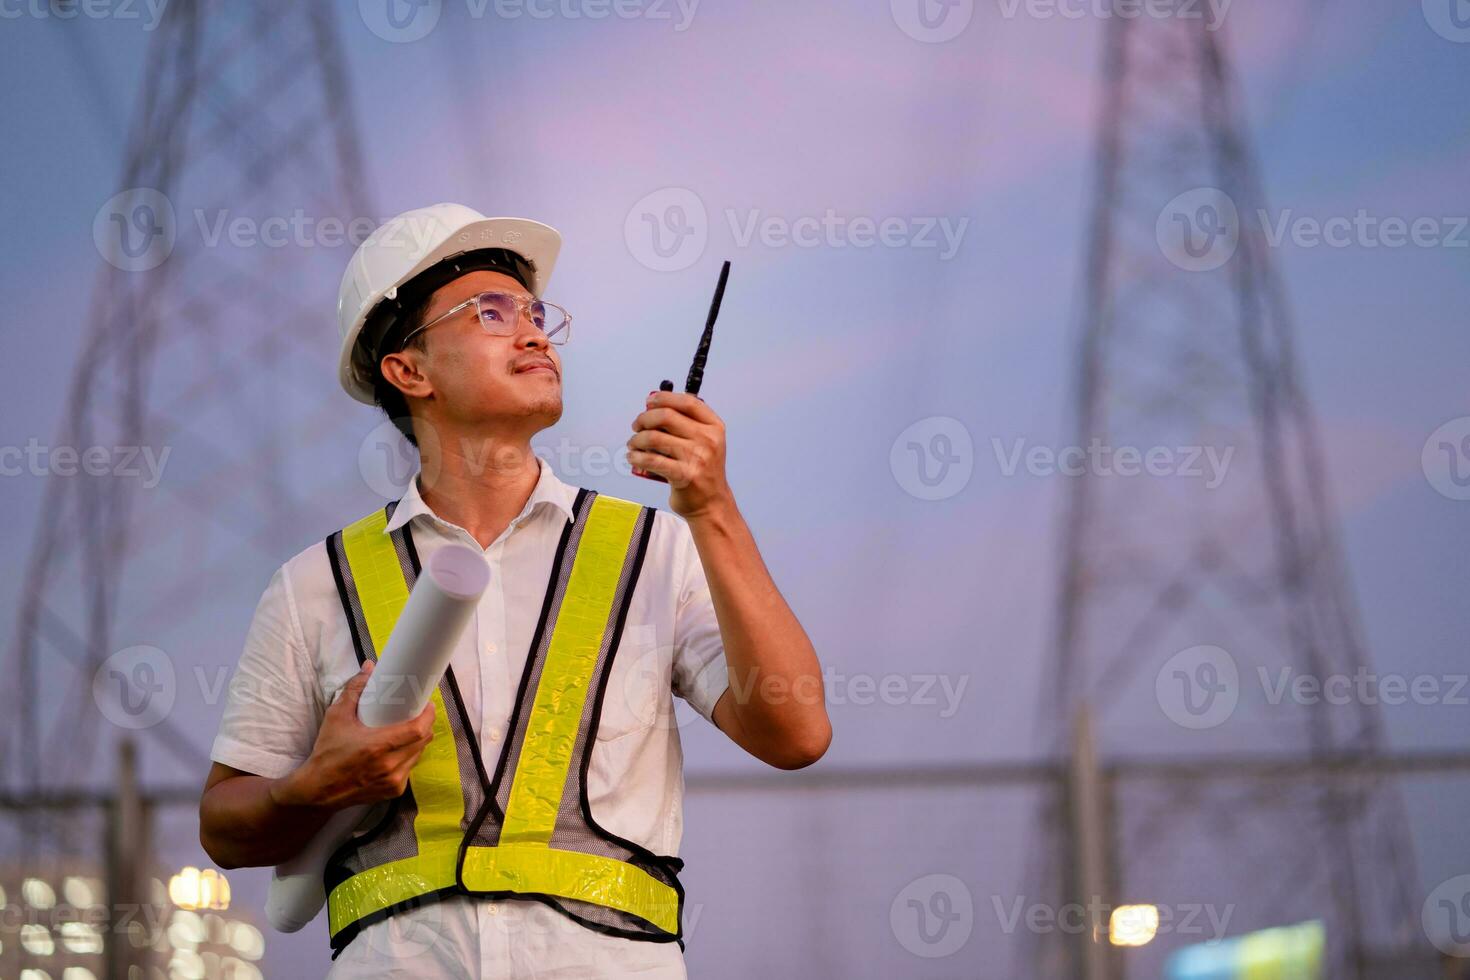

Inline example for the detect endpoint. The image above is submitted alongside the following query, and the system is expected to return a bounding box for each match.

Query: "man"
[199,204,831,979]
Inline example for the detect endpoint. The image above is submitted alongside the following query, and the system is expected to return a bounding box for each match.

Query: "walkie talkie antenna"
[683,260,730,396]
[639,261,733,483]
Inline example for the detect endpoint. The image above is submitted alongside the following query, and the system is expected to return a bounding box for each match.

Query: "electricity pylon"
[1033,4,1422,976]
[4,0,373,894]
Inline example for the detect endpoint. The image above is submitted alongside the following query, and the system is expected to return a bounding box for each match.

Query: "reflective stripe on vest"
[321,489,684,955]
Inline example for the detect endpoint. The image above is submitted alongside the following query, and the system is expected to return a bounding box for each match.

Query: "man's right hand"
[270,661,437,811]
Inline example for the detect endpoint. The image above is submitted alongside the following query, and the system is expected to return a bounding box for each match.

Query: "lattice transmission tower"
[4,0,374,847]
[1031,4,1422,977]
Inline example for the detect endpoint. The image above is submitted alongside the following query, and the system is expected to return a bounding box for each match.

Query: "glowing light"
[21,922,56,956]
[168,947,206,979]
[60,921,103,955]
[227,920,265,960]
[168,866,230,911]
[1110,904,1160,947]
[22,877,57,909]
[63,876,100,909]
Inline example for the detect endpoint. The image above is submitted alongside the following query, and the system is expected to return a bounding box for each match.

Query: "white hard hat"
[336,203,563,404]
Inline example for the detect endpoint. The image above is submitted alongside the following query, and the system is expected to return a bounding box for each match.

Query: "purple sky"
[1,1,1467,975]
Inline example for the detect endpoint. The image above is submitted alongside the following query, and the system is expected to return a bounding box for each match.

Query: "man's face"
[386,269,564,437]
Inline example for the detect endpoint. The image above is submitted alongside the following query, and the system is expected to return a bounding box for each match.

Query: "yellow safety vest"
[321,488,685,956]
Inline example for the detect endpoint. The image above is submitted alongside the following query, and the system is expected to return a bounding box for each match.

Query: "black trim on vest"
[326,528,369,667]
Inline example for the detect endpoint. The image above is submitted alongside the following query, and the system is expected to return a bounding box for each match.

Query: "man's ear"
[380,349,433,400]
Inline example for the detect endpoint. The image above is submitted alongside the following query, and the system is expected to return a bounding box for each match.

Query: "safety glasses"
[400,289,571,347]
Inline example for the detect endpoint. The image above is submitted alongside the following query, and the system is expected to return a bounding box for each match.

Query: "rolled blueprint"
[265,543,490,932]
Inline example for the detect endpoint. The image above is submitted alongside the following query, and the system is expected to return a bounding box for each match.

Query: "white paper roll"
[265,543,489,933]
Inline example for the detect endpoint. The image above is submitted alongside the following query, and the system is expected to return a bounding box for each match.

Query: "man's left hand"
[628,390,732,520]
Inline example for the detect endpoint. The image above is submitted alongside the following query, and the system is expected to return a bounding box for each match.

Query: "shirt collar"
[384,454,576,535]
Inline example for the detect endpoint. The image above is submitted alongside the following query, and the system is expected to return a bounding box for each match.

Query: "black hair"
[365,248,536,448]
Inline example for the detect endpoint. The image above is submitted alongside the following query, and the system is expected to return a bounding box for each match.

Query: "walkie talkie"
[633,260,731,483]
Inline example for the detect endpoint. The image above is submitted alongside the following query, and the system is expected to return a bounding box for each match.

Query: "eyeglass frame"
[396,289,572,349]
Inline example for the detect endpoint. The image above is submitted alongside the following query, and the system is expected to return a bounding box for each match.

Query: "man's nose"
[518,326,549,350]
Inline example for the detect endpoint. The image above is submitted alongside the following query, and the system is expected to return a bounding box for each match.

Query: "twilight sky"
[1,1,1467,976]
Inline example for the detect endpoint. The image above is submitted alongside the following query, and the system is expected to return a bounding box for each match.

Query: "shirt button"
[487,903,499,916]
[488,728,502,742]
[485,641,497,655]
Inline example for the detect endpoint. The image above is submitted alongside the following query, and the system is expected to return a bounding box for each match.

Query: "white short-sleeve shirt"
[209,456,730,979]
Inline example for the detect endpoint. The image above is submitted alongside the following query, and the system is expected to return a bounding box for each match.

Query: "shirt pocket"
[594,623,666,742]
